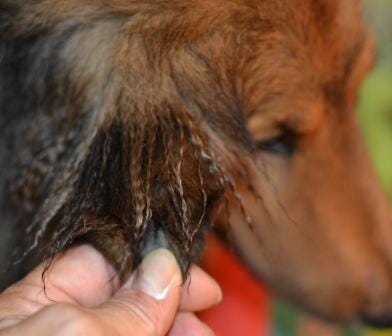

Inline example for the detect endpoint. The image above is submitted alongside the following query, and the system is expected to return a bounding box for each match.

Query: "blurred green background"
[274,1,392,335]
[359,0,392,199]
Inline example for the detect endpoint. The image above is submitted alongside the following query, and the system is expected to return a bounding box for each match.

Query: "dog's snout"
[360,312,392,328]
[357,269,392,328]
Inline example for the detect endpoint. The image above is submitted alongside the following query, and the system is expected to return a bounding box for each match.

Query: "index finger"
[0,245,119,319]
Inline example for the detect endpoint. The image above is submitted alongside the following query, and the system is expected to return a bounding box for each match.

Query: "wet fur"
[1,2,384,325]
[0,0,255,286]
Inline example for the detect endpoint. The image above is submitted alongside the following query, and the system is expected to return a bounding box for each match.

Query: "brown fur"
[1,0,391,327]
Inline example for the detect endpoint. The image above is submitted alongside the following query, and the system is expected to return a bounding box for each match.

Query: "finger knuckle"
[111,294,160,336]
[45,303,104,336]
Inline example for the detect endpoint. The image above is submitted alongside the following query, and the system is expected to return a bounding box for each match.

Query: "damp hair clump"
[2,0,258,283]
[25,100,251,280]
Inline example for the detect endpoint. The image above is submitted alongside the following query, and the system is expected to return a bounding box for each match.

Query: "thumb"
[96,249,183,336]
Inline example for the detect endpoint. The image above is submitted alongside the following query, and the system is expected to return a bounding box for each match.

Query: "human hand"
[0,245,221,335]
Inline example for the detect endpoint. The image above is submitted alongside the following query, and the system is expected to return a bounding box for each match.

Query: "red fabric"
[198,236,271,336]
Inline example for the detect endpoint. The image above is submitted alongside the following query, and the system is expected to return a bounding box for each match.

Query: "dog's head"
[3,0,392,327]
[215,0,392,326]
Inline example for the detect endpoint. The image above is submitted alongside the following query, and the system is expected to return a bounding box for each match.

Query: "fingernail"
[124,249,181,301]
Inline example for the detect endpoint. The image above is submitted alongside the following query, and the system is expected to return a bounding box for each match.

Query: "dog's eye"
[255,129,297,155]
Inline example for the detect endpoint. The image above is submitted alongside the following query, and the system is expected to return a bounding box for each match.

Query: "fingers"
[2,249,183,336]
[45,245,120,306]
[39,245,120,306]
[93,249,183,335]
[0,303,108,336]
[3,308,215,336]
[169,312,214,336]
[92,250,221,335]
[0,247,222,336]
[180,265,222,312]
[0,245,118,319]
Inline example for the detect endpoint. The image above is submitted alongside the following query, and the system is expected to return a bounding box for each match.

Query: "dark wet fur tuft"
[0,1,255,285]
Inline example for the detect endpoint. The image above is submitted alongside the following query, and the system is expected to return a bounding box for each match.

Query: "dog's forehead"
[242,0,371,134]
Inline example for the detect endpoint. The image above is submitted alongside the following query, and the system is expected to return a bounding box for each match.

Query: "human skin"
[0,245,222,335]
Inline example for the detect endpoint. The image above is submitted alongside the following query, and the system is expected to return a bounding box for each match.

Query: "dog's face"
[1,0,391,328]
[221,0,392,326]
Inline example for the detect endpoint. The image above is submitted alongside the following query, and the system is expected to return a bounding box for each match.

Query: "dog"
[1,0,391,328]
